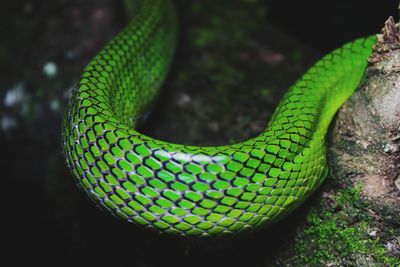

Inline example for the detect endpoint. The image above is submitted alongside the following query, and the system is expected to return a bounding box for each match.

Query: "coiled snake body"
[63,0,376,236]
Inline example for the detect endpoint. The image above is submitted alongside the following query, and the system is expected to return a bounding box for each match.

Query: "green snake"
[63,0,376,236]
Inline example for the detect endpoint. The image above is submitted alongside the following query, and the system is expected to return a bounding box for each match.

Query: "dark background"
[2,0,398,266]
[270,0,398,52]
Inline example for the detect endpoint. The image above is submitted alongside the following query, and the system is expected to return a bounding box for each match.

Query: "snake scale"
[63,0,376,236]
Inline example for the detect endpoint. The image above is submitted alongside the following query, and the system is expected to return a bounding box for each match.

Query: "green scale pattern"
[63,0,376,236]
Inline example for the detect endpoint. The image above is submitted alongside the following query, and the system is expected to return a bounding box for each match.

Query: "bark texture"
[330,17,400,207]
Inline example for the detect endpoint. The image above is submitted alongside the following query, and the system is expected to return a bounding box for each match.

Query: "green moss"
[281,186,400,266]
[193,29,216,48]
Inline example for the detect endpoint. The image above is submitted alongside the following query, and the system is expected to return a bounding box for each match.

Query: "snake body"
[63,0,376,236]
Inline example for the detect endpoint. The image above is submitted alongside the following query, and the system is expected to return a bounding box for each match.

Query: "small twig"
[369,17,400,64]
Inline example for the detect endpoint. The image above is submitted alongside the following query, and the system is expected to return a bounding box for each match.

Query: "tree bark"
[331,17,400,206]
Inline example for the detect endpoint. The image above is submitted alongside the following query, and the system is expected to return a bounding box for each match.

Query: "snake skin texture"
[62,0,376,236]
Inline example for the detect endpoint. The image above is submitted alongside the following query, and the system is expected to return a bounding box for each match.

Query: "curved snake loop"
[63,0,376,236]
